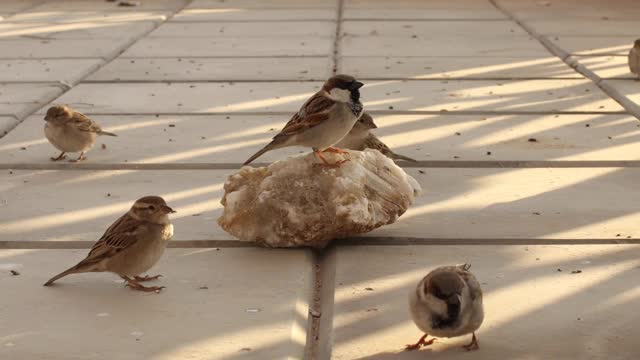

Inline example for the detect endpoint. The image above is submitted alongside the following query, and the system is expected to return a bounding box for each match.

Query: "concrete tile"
[87,57,331,81]
[339,56,580,79]
[0,248,311,360]
[0,39,130,58]
[0,83,63,118]
[172,8,335,21]
[341,36,548,57]
[3,113,640,165]
[0,170,232,242]
[8,11,169,23]
[32,0,188,11]
[187,0,336,8]
[149,21,334,37]
[602,79,640,112]
[345,0,497,9]
[0,116,18,137]
[0,0,40,14]
[342,9,505,20]
[342,20,527,37]
[496,0,640,20]
[572,56,636,79]
[0,59,102,83]
[550,35,635,55]
[330,245,640,359]
[525,19,640,36]
[52,82,323,114]
[370,168,640,240]
[0,20,157,39]
[360,79,623,113]
[121,37,331,57]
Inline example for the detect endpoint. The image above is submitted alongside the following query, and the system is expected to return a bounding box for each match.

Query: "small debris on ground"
[199,286,209,290]
[557,268,562,272]
[453,155,460,159]
[246,308,261,313]
[20,147,27,150]
[118,1,141,7]
[533,212,541,215]
[101,143,106,149]
[365,287,374,291]
[486,151,492,155]
[455,132,461,136]
[10,270,19,276]
[240,348,252,352]
[192,213,201,216]
[528,138,538,142]
[388,106,394,110]
[418,170,425,174]
[310,309,321,318]
[168,124,175,127]
[585,124,590,127]
[366,308,378,312]
[571,270,582,274]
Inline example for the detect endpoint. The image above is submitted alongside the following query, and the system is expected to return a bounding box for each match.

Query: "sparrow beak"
[369,121,378,129]
[350,81,364,90]
[163,205,176,214]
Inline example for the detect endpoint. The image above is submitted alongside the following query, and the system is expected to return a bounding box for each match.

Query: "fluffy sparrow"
[44,105,117,162]
[243,74,364,166]
[629,39,640,80]
[44,196,175,293]
[335,112,417,162]
[407,263,484,351]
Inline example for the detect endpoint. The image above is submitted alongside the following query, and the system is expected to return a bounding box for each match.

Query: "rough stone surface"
[0,59,101,82]
[218,150,421,248]
[0,83,63,118]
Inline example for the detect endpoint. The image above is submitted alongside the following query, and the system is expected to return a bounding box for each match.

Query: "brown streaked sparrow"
[336,112,417,162]
[243,74,364,167]
[44,104,117,162]
[44,196,175,293]
[629,39,640,80]
[407,263,484,351]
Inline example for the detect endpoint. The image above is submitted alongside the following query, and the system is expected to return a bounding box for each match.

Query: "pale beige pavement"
[1,0,639,359]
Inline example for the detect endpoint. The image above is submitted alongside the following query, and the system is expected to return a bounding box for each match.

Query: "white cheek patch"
[328,87,351,103]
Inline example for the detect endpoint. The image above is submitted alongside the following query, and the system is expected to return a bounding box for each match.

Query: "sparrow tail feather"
[243,141,280,166]
[391,152,417,162]
[43,264,91,286]
[98,131,117,137]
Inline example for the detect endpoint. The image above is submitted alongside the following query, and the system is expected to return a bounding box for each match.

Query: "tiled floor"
[1,0,639,359]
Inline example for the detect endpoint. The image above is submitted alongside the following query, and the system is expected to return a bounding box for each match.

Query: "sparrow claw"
[462,333,479,351]
[69,154,86,163]
[50,153,66,161]
[124,276,165,293]
[322,147,349,154]
[134,274,163,282]
[404,334,436,351]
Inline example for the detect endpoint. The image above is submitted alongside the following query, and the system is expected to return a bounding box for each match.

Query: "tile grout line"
[0,0,195,139]
[488,0,640,122]
[305,1,343,358]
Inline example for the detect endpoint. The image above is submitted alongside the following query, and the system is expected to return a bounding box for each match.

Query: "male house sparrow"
[243,74,364,166]
[44,196,175,293]
[407,264,484,351]
[629,39,640,80]
[44,105,117,162]
[335,112,417,162]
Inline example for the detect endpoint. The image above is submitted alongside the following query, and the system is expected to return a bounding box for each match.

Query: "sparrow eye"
[148,205,156,211]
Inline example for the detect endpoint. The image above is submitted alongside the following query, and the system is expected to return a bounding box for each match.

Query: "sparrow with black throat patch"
[44,196,175,293]
[243,74,364,167]
[335,112,417,162]
[406,263,484,352]
[44,104,117,162]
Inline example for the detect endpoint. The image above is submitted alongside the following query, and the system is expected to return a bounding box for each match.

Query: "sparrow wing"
[455,264,483,300]
[630,48,640,74]
[276,92,335,138]
[78,213,143,267]
[70,111,104,133]
[363,134,418,161]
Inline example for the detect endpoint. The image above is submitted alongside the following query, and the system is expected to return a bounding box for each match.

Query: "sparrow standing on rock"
[44,105,117,162]
[629,39,640,80]
[243,74,364,167]
[406,264,484,351]
[44,196,175,293]
[336,112,417,162]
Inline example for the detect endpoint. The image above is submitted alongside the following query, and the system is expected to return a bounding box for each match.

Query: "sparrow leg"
[134,274,163,282]
[462,332,479,351]
[123,276,165,293]
[405,334,436,351]
[50,152,66,161]
[69,152,86,163]
[322,147,349,154]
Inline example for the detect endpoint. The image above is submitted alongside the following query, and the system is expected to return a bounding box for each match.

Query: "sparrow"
[335,112,417,162]
[44,196,176,293]
[243,74,364,166]
[44,104,117,162]
[406,264,484,352]
[629,39,640,80]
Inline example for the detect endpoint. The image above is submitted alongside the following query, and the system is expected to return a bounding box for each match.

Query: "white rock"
[217,149,421,248]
